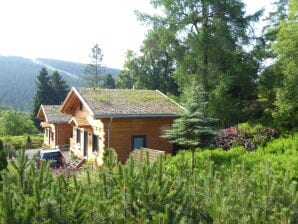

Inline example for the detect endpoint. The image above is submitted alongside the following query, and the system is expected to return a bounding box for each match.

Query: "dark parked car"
[35,149,65,169]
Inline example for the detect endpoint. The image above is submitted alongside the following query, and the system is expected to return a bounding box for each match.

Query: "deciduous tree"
[118,29,179,95]
[272,0,298,130]
[0,110,37,136]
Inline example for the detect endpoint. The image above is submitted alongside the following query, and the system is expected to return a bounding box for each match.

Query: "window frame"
[131,135,147,151]
[92,134,99,154]
[76,128,81,144]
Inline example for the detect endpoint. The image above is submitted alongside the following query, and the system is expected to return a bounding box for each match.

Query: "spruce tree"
[163,81,216,148]
[163,81,216,171]
[32,68,69,129]
[50,71,70,104]
[32,68,53,129]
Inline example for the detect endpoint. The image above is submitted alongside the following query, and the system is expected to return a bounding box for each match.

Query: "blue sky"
[0,0,274,69]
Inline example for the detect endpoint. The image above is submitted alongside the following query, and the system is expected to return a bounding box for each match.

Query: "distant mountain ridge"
[0,55,120,111]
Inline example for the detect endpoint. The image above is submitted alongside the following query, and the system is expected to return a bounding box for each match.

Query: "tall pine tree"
[137,0,262,127]
[32,68,69,129]
[32,68,53,128]
[84,43,104,87]
[50,71,70,104]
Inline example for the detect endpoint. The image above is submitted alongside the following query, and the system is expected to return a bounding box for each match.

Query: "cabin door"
[83,131,88,157]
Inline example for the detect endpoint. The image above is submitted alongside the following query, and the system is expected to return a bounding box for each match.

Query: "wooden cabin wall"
[101,117,174,163]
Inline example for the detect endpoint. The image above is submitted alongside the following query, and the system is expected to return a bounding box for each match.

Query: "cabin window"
[79,102,83,111]
[92,134,99,153]
[51,132,54,142]
[132,135,147,150]
[76,129,81,143]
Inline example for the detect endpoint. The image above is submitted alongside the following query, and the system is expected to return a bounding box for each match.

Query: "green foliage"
[163,82,216,148]
[32,68,69,129]
[0,56,119,111]
[0,56,44,111]
[257,63,284,125]
[0,134,297,223]
[272,0,298,130]
[117,29,179,95]
[0,110,37,136]
[135,0,262,127]
[238,123,264,136]
[84,43,105,87]
[49,71,70,104]
[116,70,135,89]
[0,134,43,150]
[0,139,8,178]
[10,149,31,189]
[102,74,116,89]
[256,0,297,131]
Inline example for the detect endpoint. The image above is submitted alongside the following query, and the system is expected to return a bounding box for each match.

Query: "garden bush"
[215,123,279,151]
[0,134,297,223]
[1,134,43,150]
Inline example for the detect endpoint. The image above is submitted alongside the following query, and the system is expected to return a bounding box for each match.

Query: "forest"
[0,56,119,111]
[0,0,297,222]
[115,0,297,132]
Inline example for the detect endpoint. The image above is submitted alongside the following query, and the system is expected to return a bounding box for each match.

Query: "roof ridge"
[73,87,95,115]
[155,90,186,112]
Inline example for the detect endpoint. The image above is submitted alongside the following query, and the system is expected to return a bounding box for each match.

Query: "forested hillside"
[0,56,120,111]
[36,58,119,79]
[0,56,42,111]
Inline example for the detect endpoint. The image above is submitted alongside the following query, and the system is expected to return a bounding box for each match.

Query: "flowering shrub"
[215,123,279,151]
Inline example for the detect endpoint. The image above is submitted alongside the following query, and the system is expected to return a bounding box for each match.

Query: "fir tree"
[163,81,216,148]
[50,71,70,104]
[32,68,69,129]
[163,81,216,171]
[32,68,53,129]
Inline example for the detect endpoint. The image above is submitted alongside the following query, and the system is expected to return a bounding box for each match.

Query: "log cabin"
[37,105,72,149]
[60,87,185,165]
